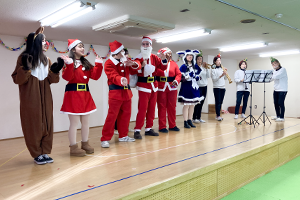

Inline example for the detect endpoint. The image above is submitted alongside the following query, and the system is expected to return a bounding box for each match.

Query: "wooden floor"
[0,114,300,200]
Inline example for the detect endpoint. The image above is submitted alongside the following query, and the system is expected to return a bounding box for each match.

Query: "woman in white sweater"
[234,59,250,119]
[211,54,227,121]
[193,53,210,123]
[270,57,288,122]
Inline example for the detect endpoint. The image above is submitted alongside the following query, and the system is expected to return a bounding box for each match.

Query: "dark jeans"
[193,86,207,120]
[213,88,226,116]
[273,91,287,118]
[235,91,250,114]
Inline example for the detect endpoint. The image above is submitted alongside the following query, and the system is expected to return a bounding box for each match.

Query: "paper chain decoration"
[0,37,184,62]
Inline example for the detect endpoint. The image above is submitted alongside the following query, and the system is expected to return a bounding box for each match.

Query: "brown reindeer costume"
[11,27,63,164]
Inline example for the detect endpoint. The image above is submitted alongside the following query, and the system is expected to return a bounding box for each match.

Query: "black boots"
[184,120,196,129]
[184,121,190,128]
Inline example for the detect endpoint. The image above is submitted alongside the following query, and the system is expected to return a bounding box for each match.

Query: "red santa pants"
[134,90,157,131]
[101,98,131,141]
[157,88,177,130]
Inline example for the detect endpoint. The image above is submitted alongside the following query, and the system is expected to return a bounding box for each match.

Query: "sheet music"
[244,70,273,83]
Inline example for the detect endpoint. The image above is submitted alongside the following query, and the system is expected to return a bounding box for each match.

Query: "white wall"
[0,34,184,140]
[247,55,299,118]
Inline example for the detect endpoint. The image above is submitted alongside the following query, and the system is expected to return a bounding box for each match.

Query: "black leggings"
[235,91,250,114]
[273,91,287,118]
[193,86,207,120]
[213,88,226,116]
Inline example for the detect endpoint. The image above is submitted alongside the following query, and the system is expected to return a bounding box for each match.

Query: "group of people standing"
[11,27,288,164]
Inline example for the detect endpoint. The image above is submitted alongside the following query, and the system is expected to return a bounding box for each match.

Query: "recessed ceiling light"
[220,42,268,52]
[240,19,256,23]
[156,28,211,43]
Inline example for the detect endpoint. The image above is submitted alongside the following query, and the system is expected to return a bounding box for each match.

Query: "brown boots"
[69,141,94,157]
[81,140,94,154]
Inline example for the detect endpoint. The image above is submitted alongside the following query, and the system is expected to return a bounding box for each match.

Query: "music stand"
[257,70,273,126]
[238,70,260,127]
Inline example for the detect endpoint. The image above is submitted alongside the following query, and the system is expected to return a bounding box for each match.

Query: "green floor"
[222,156,300,200]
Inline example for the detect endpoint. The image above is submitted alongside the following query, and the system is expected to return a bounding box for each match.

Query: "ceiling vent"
[92,15,175,37]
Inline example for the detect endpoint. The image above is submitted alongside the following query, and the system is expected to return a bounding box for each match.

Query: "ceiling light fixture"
[39,0,96,28]
[155,28,211,43]
[220,42,268,52]
[259,49,300,57]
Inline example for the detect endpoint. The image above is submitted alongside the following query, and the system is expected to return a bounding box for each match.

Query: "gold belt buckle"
[124,85,128,89]
[147,77,154,83]
[160,76,167,82]
[77,84,86,91]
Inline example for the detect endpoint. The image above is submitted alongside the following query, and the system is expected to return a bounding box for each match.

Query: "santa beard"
[141,46,152,60]
[120,51,127,63]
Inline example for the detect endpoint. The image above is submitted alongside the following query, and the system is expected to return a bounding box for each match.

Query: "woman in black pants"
[193,52,210,123]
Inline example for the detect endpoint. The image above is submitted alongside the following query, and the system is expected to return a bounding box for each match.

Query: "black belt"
[156,76,175,82]
[138,76,156,83]
[65,83,89,92]
[109,84,130,90]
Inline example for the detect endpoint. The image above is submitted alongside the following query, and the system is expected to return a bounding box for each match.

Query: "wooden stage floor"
[0,114,300,200]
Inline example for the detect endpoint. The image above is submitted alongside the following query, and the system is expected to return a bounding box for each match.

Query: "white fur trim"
[60,109,97,115]
[131,62,139,69]
[142,38,152,44]
[111,44,124,54]
[136,86,151,93]
[95,59,103,63]
[109,55,119,65]
[68,40,82,51]
[65,59,73,65]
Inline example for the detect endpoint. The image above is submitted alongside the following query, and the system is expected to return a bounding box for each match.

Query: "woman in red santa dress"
[60,39,103,157]
[100,40,141,148]
[156,47,182,133]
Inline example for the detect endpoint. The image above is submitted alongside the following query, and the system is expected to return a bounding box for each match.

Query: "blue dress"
[178,64,203,104]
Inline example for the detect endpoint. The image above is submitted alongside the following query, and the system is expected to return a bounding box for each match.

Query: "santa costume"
[61,39,103,156]
[12,27,63,164]
[156,47,181,132]
[100,40,141,148]
[133,36,168,139]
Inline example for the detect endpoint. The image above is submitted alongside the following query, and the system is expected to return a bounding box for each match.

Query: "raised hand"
[195,75,200,81]
[50,57,65,73]
[60,55,73,64]
[96,55,103,62]
[21,53,33,70]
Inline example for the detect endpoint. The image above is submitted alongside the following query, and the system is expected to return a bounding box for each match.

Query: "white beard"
[141,46,152,60]
[120,53,127,63]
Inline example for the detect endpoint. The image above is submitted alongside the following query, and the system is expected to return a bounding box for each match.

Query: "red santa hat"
[142,36,152,45]
[109,40,124,54]
[157,47,172,55]
[68,39,82,51]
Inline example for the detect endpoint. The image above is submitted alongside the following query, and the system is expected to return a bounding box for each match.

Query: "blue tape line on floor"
[55,123,300,199]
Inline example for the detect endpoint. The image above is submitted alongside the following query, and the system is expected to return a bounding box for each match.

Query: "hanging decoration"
[0,38,26,51]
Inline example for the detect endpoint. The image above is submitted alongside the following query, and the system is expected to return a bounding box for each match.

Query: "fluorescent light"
[39,0,96,27]
[220,42,268,52]
[51,7,93,28]
[155,29,211,43]
[259,50,300,57]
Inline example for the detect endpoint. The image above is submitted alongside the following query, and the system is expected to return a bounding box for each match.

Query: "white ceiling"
[1,0,300,60]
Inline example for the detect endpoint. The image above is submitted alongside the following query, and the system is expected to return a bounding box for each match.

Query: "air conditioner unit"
[92,15,175,37]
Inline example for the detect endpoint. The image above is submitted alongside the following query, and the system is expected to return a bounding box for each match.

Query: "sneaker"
[101,141,110,148]
[114,130,119,135]
[216,116,223,121]
[241,113,246,118]
[169,126,180,131]
[192,119,200,124]
[275,118,285,122]
[145,129,159,136]
[119,136,135,142]
[43,154,54,163]
[159,128,169,133]
[34,155,47,165]
[199,119,206,123]
[134,131,142,139]
[234,115,238,119]
[271,116,279,120]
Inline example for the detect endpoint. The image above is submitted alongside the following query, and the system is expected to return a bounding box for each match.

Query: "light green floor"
[222,156,300,200]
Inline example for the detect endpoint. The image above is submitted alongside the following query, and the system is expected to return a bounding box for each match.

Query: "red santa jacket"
[156,60,182,91]
[133,53,168,93]
[105,56,141,101]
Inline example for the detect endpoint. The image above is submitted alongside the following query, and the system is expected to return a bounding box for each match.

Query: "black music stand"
[257,70,273,126]
[238,70,260,127]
